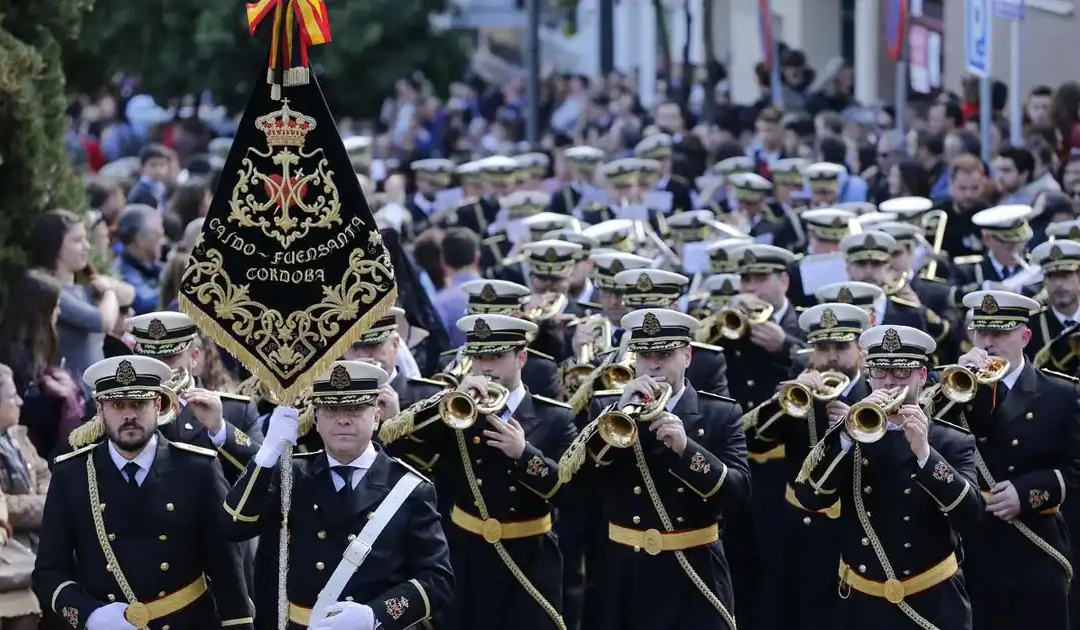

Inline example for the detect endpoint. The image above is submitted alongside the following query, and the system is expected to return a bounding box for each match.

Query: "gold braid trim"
[69,418,105,449]
[568,367,604,415]
[377,389,453,445]
[236,375,263,399]
[558,418,599,484]
[796,437,828,484]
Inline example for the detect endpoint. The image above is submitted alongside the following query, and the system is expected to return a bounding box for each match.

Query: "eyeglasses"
[868,367,913,380]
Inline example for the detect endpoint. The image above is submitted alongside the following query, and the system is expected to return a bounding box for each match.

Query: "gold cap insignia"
[864,234,877,249]
[820,308,839,329]
[1051,245,1065,261]
[741,249,756,264]
[115,360,137,386]
[1069,227,1080,240]
[881,328,903,353]
[610,259,625,273]
[981,294,1000,315]
[642,312,662,336]
[543,248,559,262]
[713,249,728,261]
[635,273,654,292]
[473,318,492,340]
[329,365,352,390]
[720,279,734,294]
[480,283,498,303]
[837,287,854,304]
[146,318,168,340]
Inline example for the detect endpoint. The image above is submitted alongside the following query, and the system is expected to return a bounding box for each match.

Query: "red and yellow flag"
[295,0,332,46]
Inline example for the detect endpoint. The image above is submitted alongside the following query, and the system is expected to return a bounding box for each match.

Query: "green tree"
[0,0,91,300]
[63,0,469,117]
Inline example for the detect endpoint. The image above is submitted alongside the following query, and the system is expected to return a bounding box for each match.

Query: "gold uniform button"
[348,534,357,542]
[903,488,912,495]
[746,380,755,387]
[862,458,870,466]
[1026,412,1034,420]
[861,538,869,546]
[163,626,170,630]
[476,479,483,487]
[802,517,812,525]
[108,533,116,541]
[904,543,912,548]
[509,486,517,492]
[632,516,641,524]
[472,436,482,445]
[166,503,174,511]
[697,429,705,437]
[863,486,872,494]
[633,486,642,495]
[159,563,169,571]
[1012,439,1020,446]
[475,459,482,465]
[676,487,685,494]
[676,517,685,523]
[903,570,912,576]
[1007,465,1015,472]
[107,594,116,602]
[734,351,742,358]
[858,565,867,573]
[978,437,987,443]
[159,535,167,541]
[318,531,327,539]
[316,562,325,570]
[903,516,910,522]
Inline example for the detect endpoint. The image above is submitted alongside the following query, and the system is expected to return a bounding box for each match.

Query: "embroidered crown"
[255,100,317,149]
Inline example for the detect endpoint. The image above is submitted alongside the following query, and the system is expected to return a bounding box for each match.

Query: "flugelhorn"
[600,351,635,390]
[439,379,511,429]
[525,292,568,321]
[433,354,473,387]
[938,357,1010,403]
[157,367,192,425]
[777,371,852,418]
[715,302,774,340]
[844,386,910,443]
[596,382,673,448]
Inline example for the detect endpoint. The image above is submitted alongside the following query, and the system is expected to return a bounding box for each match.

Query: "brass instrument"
[920,209,948,280]
[600,352,635,390]
[564,317,613,393]
[715,302,775,340]
[844,386,910,443]
[938,357,1011,403]
[525,292,568,320]
[777,371,852,418]
[883,270,912,297]
[438,379,511,429]
[158,368,191,425]
[632,220,681,268]
[597,383,673,448]
[432,355,473,387]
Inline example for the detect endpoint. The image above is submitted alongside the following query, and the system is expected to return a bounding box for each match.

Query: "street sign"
[758,0,775,69]
[885,0,909,62]
[965,0,992,77]
[994,0,1025,21]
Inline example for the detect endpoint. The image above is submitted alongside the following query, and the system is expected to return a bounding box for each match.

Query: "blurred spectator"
[431,228,481,345]
[113,205,165,314]
[126,143,174,210]
[163,177,211,243]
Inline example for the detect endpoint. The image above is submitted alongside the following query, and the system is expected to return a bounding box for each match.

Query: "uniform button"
[158,592,166,598]
[747,400,755,408]
[475,459,482,465]
[472,436,481,445]
[107,594,115,602]
[1012,439,1020,446]
[978,437,987,443]
[904,543,911,548]
[107,533,116,541]
[858,565,867,573]
[1026,412,1034,420]
[677,487,685,494]
[910,473,917,479]
[676,517,685,523]
[734,351,742,358]
[903,488,911,495]
[633,486,642,494]
[747,380,755,387]
[318,531,327,539]
[159,563,169,571]
[803,517,812,525]
[476,479,483,487]
[863,486,872,494]
[633,546,641,553]
[866,512,871,518]
[861,538,869,546]
[697,429,704,437]
[166,503,174,512]
[1007,466,1015,472]
[510,507,516,512]
[509,486,517,492]
[345,597,354,602]
[159,535,167,541]
[316,562,325,570]
[903,516,910,522]
[367,513,375,520]
[348,535,357,542]
[862,458,869,466]
[163,626,170,630]
[632,516,641,524]
[903,570,911,576]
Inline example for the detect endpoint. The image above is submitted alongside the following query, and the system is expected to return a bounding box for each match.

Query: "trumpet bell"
[845,386,909,444]
[157,386,182,426]
[816,371,851,402]
[718,308,747,340]
[977,358,1010,385]
[600,361,635,390]
[597,410,637,448]
[439,391,477,429]
[778,382,813,418]
[941,365,977,403]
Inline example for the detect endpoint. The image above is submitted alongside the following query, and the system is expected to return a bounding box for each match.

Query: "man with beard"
[34,356,253,630]
[936,154,990,259]
[794,325,983,630]
[954,291,1080,630]
[1025,240,1080,374]
[746,302,871,629]
[953,204,1039,298]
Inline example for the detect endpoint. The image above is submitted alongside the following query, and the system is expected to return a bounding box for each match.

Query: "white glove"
[311,602,375,630]
[254,406,300,467]
[85,602,137,630]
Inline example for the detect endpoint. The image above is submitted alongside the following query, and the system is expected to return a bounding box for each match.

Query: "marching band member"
[800,207,856,255]
[873,220,956,316]
[480,191,552,284]
[688,273,741,318]
[549,146,605,215]
[35,356,254,630]
[804,162,847,208]
[453,156,517,234]
[706,237,754,276]
[222,361,453,630]
[379,314,577,630]
[578,159,639,225]
[815,281,926,329]
[519,239,586,363]
[562,308,749,630]
[407,158,456,236]
[543,228,600,305]
[747,302,872,629]
[1025,239,1080,374]
[586,251,653,331]
[794,325,983,630]
[517,153,550,191]
[953,290,1080,629]
[723,172,804,251]
[953,204,1037,296]
[705,156,754,214]
[633,133,693,213]
[770,157,810,211]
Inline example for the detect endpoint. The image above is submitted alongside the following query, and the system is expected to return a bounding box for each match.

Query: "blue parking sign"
[965,0,992,77]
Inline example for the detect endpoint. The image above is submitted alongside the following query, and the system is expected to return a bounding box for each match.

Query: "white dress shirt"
[501,383,527,420]
[1000,357,1026,390]
[327,442,379,491]
[1052,306,1080,327]
[771,300,790,325]
[109,434,159,486]
[665,381,687,412]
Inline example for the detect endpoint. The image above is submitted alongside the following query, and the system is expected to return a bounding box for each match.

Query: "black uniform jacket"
[795,419,984,630]
[948,363,1080,627]
[952,254,1041,299]
[547,185,583,216]
[437,347,560,400]
[603,330,731,398]
[1026,308,1080,375]
[570,385,749,630]
[381,390,577,630]
[222,446,454,630]
[452,197,500,235]
[34,437,254,630]
[161,394,263,484]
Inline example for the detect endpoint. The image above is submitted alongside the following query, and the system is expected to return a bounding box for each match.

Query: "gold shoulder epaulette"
[698,391,738,404]
[169,441,218,457]
[917,272,945,283]
[577,300,603,311]
[409,376,451,388]
[532,394,572,409]
[293,449,324,459]
[792,252,806,262]
[953,254,984,265]
[889,295,920,308]
[1043,369,1080,384]
[68,418,105,449]
[54,442,99,464]
[593,389,622,397]
[218,391,252,402]
[440,348,459,357]
[932,418,971,434]
[391,456,435,484]
[690,341,723,353]
[526,347,555,361]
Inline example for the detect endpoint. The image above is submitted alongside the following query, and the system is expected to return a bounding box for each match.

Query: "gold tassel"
[795,438,827,484]
[377,401,421,445]
[569,368,603,415]
[297,401,315,436]
[1033,343,1053,369]
[558,419,599,484]
[69,418,105,449]
[236,375,263,399]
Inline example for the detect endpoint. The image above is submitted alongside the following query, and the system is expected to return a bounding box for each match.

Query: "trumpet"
[938,357,1011,403]
[715,303,775,340]
[158,368,192,425]
[438,379,511,430]
[525,293,568,321]
[844,386,910,443]
[564,317,612,393]
[432,354,473,387]
[597,383,673,448]
[920,209,948,279]
[883,270,912,297]
[600,352,635,390]
[777,371,852,418]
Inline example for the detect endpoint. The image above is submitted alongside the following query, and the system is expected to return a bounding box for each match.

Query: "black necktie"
[1065,319,1077,328]
[1002,266,1014,279]
[331,465,354,495]
[122,462,140,489]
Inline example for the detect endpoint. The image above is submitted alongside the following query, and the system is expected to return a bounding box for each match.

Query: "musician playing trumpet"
[951,290,1080,630]
[743,302,872,629]
[794,325,983,630]
[379,314,577,630]
[561,308,749,630]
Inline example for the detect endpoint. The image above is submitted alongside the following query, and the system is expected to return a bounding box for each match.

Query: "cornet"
[844,386,910,443]
[157,368,192,425]
[714,303,775,340]
[596,383,673,448]
[600,352,635,390]
[432,355,473,387]
[938,357,1011,403]
[438,379,511,430]
[524,292,568,321]
[777,371,852,419]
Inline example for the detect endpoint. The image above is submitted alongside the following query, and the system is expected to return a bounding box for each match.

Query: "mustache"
[119,420,140,430]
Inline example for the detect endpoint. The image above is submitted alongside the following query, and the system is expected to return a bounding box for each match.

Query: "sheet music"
[435,188,463,212]
[644,191,674,213]
[616,204,652,221]
[799,252,849,296]
[681,242,711,275]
